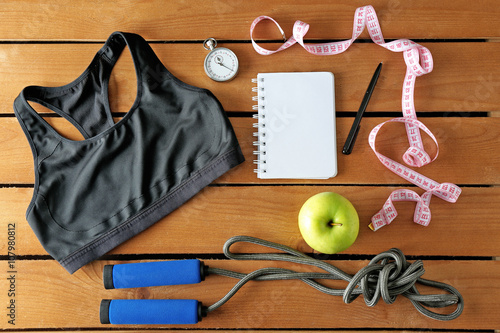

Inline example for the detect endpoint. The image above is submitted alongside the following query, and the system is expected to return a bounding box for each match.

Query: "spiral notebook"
[252,72,337,179]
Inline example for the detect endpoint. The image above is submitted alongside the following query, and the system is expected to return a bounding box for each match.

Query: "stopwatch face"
[204,47,239,82]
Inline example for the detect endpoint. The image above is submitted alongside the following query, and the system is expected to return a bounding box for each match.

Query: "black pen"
[342,62,383,155]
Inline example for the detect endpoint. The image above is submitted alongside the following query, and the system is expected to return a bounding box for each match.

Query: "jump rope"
[100,235,464,325]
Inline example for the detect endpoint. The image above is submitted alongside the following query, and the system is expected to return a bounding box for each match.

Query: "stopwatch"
[203,38,239,82]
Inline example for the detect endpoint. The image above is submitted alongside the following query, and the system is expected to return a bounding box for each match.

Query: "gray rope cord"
[205,235,464,321]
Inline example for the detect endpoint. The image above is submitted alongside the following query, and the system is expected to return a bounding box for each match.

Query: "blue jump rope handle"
[103,259,206,289]
[100,299,203,325]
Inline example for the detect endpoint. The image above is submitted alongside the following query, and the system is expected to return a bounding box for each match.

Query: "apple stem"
[328,222,343,227]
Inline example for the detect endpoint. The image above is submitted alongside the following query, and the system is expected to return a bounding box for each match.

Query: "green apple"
[298,192,359,254]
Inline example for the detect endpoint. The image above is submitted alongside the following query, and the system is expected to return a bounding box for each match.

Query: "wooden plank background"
[0,0,499,40]
[1,42,500,114]
[0,1,499,332]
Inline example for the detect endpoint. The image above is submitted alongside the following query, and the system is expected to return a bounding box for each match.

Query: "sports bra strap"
[102,32,162,75]
[13,95,62,161]
[104,32,168,89]
[14,32,166,147]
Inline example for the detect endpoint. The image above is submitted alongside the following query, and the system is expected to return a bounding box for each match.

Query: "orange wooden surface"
[1,43,499,114]
[0,259,498,329]
[2,117,499,185]
[0,0,498,41]
[0,1,499,332]
[1,185,499,257]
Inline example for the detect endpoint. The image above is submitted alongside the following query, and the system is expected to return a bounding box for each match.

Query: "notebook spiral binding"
[252,77,266,175]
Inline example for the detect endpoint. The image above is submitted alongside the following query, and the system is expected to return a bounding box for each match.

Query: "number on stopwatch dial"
[204,47,239,82]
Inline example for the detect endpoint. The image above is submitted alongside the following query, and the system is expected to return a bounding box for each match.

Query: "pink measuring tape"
[250,5,461,231]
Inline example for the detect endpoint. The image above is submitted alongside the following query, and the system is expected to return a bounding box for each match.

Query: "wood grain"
[2,42,500,114]
[14,327,468,333]
[1,117,499,185]
[1,186,499,257]
[0,259,498,330]
[0,0,498,41]
[12,327,472,333]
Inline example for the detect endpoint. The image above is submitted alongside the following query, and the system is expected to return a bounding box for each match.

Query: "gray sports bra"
[13,32,244,273]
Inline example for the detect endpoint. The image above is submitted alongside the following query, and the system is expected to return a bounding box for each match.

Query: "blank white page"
[255,72,337,179]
